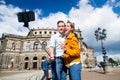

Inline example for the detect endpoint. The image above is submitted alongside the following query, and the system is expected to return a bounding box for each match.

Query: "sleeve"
[65,37,80,57]
[48,35,56,48]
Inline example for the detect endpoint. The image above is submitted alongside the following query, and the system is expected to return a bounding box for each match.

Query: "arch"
[24,57,29,69]
[24,57,29,61]
[33,56,37,60]
[32,56,38,69]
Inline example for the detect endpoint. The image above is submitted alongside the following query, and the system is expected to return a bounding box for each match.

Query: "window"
[25,43,30,51]
[54,32,56,34]
[35,32,37,34]
[25,57,29,61]
[39,31,42,34]
[34,42,39,50]
[33,57,37,60]
[42,41,47,50]
[12,42,15,50]
[44,31,47,34]
[49,31,51,34]
[83,53,85,55]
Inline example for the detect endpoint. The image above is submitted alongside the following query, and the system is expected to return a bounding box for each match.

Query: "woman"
[61,21,82,80]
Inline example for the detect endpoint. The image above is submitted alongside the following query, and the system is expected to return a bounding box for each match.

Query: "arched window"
[42,41,47,50]
[25,57,29,61]
[12,42,15,50]
[33,57,37,60]
[34,41,39,50]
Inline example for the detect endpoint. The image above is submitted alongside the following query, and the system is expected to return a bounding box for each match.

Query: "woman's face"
[65,23,73,36]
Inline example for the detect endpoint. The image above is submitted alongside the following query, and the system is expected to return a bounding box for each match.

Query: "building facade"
[0,28,96,70]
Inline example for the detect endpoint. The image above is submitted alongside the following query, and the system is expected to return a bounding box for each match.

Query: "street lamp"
[95,28,113,73]
[95,27,109,64]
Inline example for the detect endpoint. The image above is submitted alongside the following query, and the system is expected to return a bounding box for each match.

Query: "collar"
[66,33,74,39]
[57,32,65,37]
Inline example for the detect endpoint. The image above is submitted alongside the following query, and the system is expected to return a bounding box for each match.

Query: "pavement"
[82,68,120,80]
[0,67,120,80]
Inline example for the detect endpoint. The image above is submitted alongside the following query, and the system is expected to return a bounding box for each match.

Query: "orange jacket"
[64,33,81,68]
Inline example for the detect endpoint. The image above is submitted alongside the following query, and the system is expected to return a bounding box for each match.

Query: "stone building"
[0,28,96,70]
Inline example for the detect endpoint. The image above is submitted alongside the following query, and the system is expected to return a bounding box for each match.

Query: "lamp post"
[95,28,110,73]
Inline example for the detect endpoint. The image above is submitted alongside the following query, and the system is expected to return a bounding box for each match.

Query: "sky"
[0,0,120,62]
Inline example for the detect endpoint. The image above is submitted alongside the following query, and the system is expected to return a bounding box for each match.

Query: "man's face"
[57,22,65,34]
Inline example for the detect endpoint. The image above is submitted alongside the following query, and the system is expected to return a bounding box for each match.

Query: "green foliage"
[109,57,118,66]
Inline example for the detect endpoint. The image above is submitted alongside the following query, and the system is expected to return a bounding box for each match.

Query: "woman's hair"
[74,33,79,40]
[67,20,78,40]
[67,20,75,32]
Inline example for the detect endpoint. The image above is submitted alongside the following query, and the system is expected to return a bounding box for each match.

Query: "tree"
[109,57,118,67]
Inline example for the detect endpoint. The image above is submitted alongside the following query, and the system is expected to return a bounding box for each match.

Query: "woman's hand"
[60,42,66,51]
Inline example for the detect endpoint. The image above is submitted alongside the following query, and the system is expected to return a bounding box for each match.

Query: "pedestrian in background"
[41,56,51,80]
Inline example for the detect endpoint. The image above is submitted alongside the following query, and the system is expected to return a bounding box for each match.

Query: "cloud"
[0,4,29,36]
[68,1,120,48]
[0,0,120,55]
[0,0,6,4]
[29,12,68,29]
[115,1,120,7]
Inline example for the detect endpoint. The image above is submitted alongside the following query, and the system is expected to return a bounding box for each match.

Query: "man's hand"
[48,55,55,61]
[48,47,55,61]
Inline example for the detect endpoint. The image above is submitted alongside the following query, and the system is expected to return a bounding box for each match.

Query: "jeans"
[51,58,67,80]
[41,70,49,80]
[69,63,82,80]
[51,61,57,80]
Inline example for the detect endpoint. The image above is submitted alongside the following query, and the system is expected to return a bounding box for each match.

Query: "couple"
[48,20,82,80]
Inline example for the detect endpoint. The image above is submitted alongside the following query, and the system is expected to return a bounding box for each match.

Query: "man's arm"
[48,47,55,61]
[48,35,56,61]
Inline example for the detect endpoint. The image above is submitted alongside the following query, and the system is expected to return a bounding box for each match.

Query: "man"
[41,56,51,80]
[48,20,67,80]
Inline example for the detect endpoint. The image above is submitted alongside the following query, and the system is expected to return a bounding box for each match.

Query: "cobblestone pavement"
[0,70,44,80]
[82,68,120,80]
[0,68,120,80]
